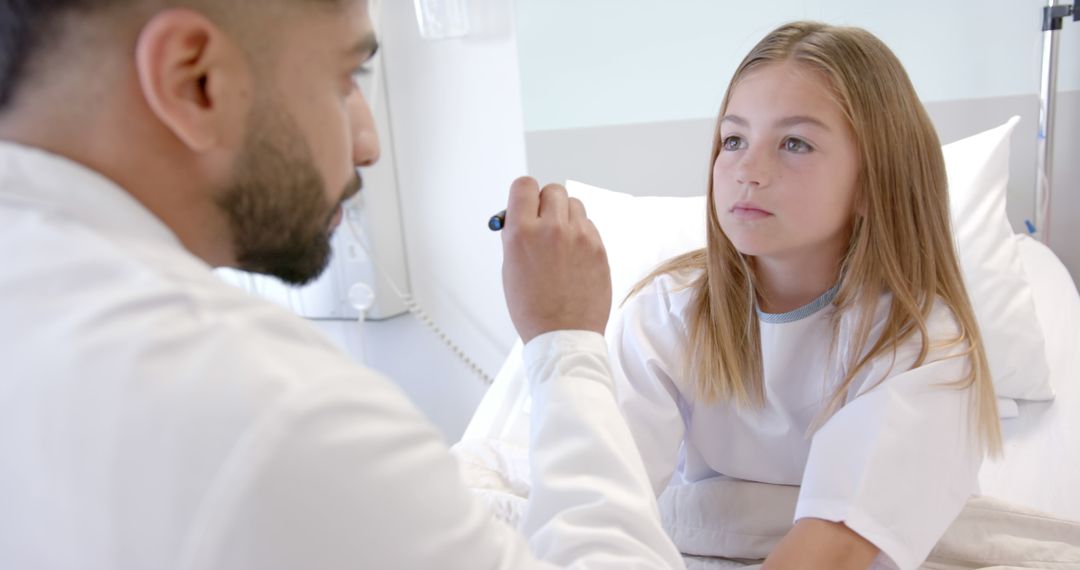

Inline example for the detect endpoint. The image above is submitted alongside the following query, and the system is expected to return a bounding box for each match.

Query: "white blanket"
[452,438,1080,569]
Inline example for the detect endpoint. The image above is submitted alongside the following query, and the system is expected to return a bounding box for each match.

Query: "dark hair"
[0,0,346,113]
[0,1,119,110]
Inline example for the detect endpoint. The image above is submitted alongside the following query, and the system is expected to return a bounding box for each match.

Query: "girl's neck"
[753,247,843,314]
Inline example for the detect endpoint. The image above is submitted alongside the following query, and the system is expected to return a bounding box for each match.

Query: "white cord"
[344,212,495,385]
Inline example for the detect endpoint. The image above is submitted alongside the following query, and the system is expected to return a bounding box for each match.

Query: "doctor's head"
[0,0,380,285]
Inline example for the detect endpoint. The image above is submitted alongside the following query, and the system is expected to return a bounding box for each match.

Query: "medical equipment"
[413,0,470,40]
[1034,0,1080,242]
[344,203,495,384]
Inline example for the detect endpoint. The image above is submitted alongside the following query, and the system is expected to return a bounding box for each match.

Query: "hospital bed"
[451,167,1080,567]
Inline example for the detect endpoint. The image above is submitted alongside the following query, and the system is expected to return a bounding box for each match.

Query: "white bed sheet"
[976,235,1080,521]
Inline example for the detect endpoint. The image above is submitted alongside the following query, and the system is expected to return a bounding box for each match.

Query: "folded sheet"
[453,438,1080,569]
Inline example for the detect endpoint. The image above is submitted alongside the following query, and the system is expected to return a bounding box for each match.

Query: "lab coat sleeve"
[184,335,683,570]
[521,330,686,569]
[795,307,983,570]
[607,277,689,497]
[185,368,549,570]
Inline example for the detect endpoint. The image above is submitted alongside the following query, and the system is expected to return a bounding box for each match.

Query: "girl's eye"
[722,136,745,151]
[783,137,812,153]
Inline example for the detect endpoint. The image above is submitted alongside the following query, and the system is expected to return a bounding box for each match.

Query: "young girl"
[612,21,1002,570]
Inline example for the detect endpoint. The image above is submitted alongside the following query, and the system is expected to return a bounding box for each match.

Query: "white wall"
[380,0,526,376]
[516,0,1080,131]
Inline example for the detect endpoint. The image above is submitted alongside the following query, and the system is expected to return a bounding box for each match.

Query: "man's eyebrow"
[720,114,831,131]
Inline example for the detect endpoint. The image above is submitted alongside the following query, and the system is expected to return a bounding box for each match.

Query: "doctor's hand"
[501,177,612,345]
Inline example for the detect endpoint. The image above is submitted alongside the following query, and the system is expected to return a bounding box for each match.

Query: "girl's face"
[713,61,860,265]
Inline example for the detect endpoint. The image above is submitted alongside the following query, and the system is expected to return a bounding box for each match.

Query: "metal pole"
[1036,0,1066,244]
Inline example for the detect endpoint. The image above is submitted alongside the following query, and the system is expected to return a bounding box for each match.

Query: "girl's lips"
[730,206,773,221]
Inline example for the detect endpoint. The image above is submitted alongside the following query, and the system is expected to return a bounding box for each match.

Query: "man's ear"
[134,9,250,153]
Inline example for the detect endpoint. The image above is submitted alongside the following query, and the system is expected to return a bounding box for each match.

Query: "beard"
[215,102,360,286]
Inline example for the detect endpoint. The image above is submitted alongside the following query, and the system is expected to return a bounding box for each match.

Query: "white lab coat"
[0,142,684,570]
[612,270,983,570]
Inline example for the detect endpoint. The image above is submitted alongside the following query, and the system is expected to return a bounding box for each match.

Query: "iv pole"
[1035,0,1078,243]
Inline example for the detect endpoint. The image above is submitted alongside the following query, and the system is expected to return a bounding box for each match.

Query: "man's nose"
[347,89,380,168]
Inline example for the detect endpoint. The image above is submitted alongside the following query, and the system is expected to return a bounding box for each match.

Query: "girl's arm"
[763,519,879,570]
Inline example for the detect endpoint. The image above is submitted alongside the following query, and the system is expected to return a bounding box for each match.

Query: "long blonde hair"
[628,21,1002,456]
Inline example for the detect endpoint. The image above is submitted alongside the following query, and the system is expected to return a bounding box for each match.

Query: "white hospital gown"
[612,269,983,570]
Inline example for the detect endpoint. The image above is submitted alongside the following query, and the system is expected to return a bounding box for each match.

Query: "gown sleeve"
[608,275,693,497]
[795,303,984,570]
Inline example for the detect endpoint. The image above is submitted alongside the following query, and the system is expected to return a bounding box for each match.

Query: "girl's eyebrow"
[721,114,832,132]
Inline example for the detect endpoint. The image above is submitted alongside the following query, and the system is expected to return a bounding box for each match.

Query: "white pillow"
[566,116,1053,402]
[564,181,705,331]
[943,117,1052,401]
[1015,234,1080,395]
